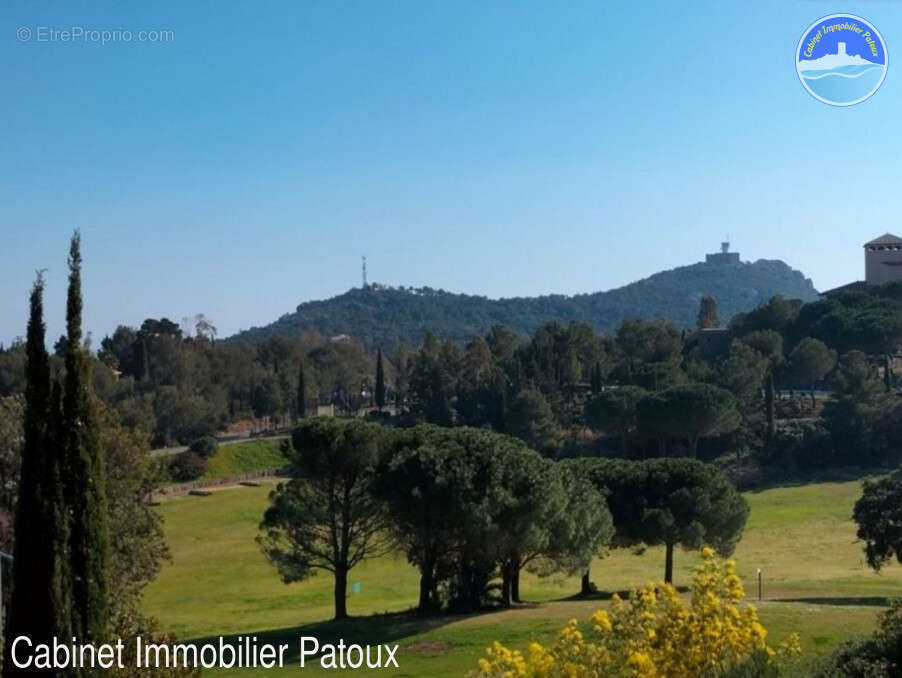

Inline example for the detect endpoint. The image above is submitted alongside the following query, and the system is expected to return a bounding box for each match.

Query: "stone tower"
[865,234,902,285]
[705,241,740,265]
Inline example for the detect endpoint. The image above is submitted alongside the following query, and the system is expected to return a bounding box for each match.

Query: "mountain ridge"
[229,258,819,351]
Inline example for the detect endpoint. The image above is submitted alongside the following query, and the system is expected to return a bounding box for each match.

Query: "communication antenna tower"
[362,256,368,288]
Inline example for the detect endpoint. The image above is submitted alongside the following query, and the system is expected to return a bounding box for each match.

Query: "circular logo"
[796,14,888,106]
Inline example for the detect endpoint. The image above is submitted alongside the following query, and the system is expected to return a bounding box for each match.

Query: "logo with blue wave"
[796,14,888,106]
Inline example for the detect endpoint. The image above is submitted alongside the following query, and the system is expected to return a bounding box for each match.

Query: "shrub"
[470,548,800,678]
[188,435,219,459]
[816,598,902,677]
[169,451,208,482]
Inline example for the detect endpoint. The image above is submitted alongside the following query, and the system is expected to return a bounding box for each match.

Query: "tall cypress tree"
[765,371,776,441]
[61,232,110,648]
[4,274,69,676]
[375,348,386,411]
[297,363,307,419]
[590,362,603,395]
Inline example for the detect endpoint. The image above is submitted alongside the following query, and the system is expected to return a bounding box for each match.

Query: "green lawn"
[200,439,289,481]
[144,478,902,676]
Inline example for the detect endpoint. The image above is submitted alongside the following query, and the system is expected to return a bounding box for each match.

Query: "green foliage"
[505,389,559,454]
[201,439,289,480]
[189,435,219,459]
[740,330,784,368]
[730,296,803,337]
[230,259,818,352]
[584,386,647,455]
[169,451,208,482]
[3,239,190,677]
[0,342,26,397]
[61,233,111,651]
[375,426,612,612]
[258,418,390,619]
[4,273,69,664]
[541,468,614,593]
[563,456,650,549]
[296,362,307,419]
[820,350,902,467]
[854,470,902,571]
[408,332,459,426]
[716,340,768,410]
[638,383,741,458]
[792,293,902,356]
[0,395,23,552]
[566,457,748,584]
[816,599,902,677]
[641,458,750,582]
[786,337,837,388]
[374,348,386,410]
[616,318,683,364]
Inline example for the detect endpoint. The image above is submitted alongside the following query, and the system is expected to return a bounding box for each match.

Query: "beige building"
[865,234,902,285]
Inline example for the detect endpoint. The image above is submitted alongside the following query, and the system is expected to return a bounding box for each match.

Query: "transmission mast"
[362,255,368,288]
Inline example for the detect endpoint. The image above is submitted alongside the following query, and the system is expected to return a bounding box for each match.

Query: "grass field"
[143,478,902,676]
[200,439,289,481]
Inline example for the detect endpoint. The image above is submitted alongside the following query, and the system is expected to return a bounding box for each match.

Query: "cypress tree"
[61,232,110,649]
[765,371,775,441]
[3,274,69,676]
[375,348,386,411]
[590,362,603,395]
[297,363,307,419]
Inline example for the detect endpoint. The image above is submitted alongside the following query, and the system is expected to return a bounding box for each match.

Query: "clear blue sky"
[3,1,901,345]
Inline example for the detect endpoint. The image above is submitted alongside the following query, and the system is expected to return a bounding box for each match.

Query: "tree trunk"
[689,435,699,458]
[334,567,348,620]
[418,566,435,612]
[664,543,674,585]
[501,565,512,608]
[511,566,521,604]
[581,570,592,596]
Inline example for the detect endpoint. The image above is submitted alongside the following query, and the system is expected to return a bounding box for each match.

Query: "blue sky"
[3,1,902,345]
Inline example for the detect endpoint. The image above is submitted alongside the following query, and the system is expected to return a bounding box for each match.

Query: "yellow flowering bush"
[471,548,800,678]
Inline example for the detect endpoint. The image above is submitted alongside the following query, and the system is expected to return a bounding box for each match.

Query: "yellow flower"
[469,550,801,678]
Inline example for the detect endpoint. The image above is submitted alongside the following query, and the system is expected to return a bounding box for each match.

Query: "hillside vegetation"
[201,438,290,480]
[230,259,818,350]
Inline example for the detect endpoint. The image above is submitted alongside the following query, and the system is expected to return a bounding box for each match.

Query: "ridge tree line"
[2,283,900,468]
[1,234,193,677]
[258,418,749,620]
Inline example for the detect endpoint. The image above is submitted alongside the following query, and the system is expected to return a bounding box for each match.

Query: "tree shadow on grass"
[738,466,893,494]
[768,596,890,607]
[557,585,690,603]
[185,608,501,666]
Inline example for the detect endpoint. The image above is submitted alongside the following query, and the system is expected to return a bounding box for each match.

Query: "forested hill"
[230,259,818,350]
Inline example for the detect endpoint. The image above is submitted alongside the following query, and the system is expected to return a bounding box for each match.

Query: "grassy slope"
[144,479,902,677]
[200,439,289,481]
